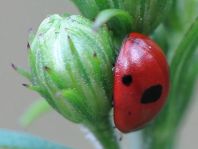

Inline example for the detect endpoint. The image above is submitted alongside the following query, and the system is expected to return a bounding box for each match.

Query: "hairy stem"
[85,118,120,149]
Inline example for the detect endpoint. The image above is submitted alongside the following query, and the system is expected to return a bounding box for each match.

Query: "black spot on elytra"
[141,84,163,104]
[122,75,133,86]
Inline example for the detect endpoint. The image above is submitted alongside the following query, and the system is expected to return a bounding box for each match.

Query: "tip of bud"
[27,42,30,49]
[43,66,50,71]
[93,52,97,57]
[11,63,17,70]
[67,35,71,40]
[22,83,29,87]
[28,28,33,33]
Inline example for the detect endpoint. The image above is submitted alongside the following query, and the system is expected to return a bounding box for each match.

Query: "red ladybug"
[113,33,169,133]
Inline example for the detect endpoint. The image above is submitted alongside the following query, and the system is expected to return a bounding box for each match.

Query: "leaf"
[20,99,52,127]
[70,0,100,19]
[93,9,132,31]
[0,129,71,149]
[170,17,198,98]
[93,9,133,38]
[142,16,198,148]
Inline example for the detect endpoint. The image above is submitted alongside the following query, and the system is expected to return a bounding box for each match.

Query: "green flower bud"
[12,14,120,149]
[22,14,120,149]
[71,0,172,34]
[27,14,115,125]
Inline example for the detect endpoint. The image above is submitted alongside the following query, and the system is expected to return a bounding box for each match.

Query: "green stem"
[85,118,120,149]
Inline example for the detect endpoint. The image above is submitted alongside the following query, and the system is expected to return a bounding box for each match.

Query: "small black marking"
[38,33,43,37]
[119,134,123,141]
[28,28,33,33]
[141,84,163,104]
[111,102,114,107]
[27,42,30,49]
[93,52,97,57]
[11,63,17,70]
[122,75,133,86]
[67,35,71,40]
[111,96,114,107]
[22,83,29,87]
[44,66,50,71]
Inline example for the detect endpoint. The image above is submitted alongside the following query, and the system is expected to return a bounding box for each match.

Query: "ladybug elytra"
[113,33,169,133]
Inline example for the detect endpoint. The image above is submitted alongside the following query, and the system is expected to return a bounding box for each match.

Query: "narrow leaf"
[142,16,198,149]
[170,16,198,98]
[93,9,133,31]
[20,99,52,127]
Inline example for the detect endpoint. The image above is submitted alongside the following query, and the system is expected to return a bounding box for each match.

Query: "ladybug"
[113,33,169,133]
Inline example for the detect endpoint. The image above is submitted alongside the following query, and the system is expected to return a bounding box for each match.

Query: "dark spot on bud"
[28,28,33,33]
[122,75,133,86]
[44,66,50,71]
[27,42,30,49]
[22,83,29,87]
[67,35,71,40]
[93,52,97,57]
[11,63,17,70]
[39,33,43,36]
[141,84,163,104]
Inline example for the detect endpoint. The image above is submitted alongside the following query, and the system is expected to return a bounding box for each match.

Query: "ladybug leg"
[111,101,114,107]
[119,134,123,141]
[113,126,124,141]
[111,96,114,107]
[116,131,123,141]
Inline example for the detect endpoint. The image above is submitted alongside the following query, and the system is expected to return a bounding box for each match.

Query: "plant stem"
[85,118,120,149]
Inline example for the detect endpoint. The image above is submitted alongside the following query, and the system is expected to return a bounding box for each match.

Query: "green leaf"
[142,16,198,149]
[93,9,133,32]
[70,0,100,19]
[170,17,198,97]
[0,129,71,149]
[20,99,52,127]
[174,56,198,124]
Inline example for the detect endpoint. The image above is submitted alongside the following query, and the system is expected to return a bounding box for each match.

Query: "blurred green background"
[0,0,197,148]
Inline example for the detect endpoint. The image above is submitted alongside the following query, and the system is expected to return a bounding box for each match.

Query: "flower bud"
[27,14,115,124]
